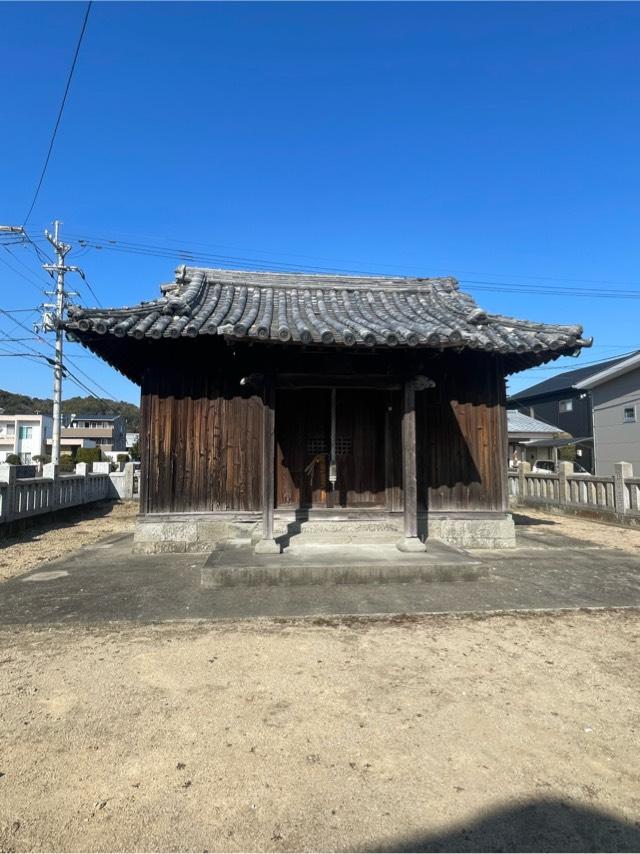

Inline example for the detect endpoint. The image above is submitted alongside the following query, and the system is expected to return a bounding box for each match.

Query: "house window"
[21,452,31,464]
[19,426,33,439]
[6,424,15,437]
[559,399,573,413]
[623,406,636,423]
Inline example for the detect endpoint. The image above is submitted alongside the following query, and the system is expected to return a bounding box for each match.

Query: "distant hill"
[0,389,141,432]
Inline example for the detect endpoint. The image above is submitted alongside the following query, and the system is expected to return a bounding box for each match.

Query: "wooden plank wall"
[140,371,263,514]
[137,352,508,517]
[417,355,508,512]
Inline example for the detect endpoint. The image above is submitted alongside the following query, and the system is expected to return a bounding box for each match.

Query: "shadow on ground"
[0,499,121,546]
[512,512,559,527]
[372,798,640,852]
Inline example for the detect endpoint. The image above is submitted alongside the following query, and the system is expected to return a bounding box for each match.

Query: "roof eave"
[574,352,640,390]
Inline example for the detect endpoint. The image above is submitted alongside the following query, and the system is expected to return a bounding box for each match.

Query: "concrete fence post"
[42,462,59,511]
[518,461,531,501]
[558,461,572,505]
[614,462,633,513]
[0,463,17,521]
[123,462,134,499]
[75,462,88,503]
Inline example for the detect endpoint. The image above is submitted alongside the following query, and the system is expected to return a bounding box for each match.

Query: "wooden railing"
[508,461,640,520]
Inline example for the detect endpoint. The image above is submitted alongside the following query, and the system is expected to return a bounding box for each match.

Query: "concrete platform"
[1,513,640,625]
[202,540,486,587]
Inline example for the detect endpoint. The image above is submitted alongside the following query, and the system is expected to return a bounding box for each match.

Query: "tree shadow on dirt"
[370,798,640,852]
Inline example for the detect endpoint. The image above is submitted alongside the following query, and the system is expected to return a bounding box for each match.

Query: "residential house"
[574,351,640,476]
[508,352,639,473]
[0,414,53,464]
[64,265,590,554]
[45,413,126,455]
[506,410,568,468]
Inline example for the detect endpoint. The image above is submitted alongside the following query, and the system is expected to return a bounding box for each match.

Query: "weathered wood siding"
[418,355,508,512]
[140,372,263,514]
[137,348,508,517]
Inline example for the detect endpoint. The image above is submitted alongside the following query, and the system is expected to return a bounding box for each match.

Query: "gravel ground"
[0,502,138,583]
[0,610,639,852]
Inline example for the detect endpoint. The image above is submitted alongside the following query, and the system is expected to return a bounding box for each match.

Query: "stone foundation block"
[428,515,516,549]
[132,516,258,554]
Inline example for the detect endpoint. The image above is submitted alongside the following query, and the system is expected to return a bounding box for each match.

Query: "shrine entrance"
[275,387,396,509]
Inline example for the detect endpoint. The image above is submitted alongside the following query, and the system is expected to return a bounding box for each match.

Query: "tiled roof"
[66,266,591,363]
[507,409,562,434]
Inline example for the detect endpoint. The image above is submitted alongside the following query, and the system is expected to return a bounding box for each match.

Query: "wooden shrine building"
[66,267,590,553]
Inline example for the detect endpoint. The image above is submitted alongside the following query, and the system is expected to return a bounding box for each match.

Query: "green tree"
[558,445,577,463]
[76,447,103,465]
[59,454,75,473]
[5,453,21,465]
[117,453,130,463]
[129,440,141,461]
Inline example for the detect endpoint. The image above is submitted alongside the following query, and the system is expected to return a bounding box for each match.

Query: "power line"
[0,305,116,401]
[0,250,47,294]
[60,226,640,289]
[0,341,111,403]
[4,244,53,286]
[76,269,102,307]
[22,2,92,226]
[65,232,640,300]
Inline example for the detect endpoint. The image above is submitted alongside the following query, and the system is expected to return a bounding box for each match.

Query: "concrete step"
[268,519,404,547]
[202,541,487,587]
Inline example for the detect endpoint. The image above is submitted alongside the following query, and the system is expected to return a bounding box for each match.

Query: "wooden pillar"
[255,375,280,553]
[398,378,426,552]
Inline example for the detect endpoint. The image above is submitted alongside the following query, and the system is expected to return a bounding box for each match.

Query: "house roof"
[71,414,120,421]
[509,352,635,401]
[574,351,640,390]
[65,266,591,374]
[506,409,564,436]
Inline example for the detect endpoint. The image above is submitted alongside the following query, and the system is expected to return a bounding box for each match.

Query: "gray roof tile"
[66,266,591,366]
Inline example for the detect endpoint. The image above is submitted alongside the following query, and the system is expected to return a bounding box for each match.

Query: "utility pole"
[43,221,71,466]
[1,222,86,464]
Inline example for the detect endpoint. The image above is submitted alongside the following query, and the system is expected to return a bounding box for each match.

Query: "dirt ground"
[0,501,137,583]
[1,610,639,852]
[514,508,640,555]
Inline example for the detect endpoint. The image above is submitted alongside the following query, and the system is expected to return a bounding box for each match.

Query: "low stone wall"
[0,461,137,528]
[508,461,640,526]
[0,462,111,527]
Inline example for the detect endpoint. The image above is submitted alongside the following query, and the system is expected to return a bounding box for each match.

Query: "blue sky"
[0,1,638,405]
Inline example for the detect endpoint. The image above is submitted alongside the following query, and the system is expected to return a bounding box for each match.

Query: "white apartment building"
[0,414,53,464]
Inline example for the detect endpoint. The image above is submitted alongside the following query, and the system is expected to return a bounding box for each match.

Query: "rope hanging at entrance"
[304,453,325,480]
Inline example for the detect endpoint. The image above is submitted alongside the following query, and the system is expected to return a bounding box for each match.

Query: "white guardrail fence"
[0,461,138,525]
[508,461,640,521]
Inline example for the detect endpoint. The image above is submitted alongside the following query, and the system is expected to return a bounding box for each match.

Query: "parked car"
[532,459,590,474]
